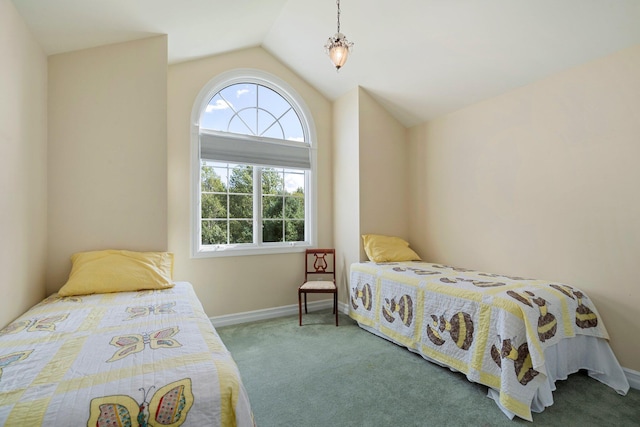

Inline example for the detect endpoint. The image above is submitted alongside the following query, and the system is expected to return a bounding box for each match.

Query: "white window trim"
[190,69,318,258]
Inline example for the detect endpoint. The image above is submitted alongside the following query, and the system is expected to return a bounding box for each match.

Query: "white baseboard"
[211,302,639,391]
[623,367,640,390]
[210,299,349,328]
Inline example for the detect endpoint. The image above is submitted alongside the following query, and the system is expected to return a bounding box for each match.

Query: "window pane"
[283,170,304,194]
[229,113,254,135]
[202,194,227,219]
[201,164,227,192]
[262,168,283,195]
[263,220,283,243]
[263,195,283,219]
[220,84,256,113]
[200,94,234,132]
[284,196,304,219]
[229,195,252,218]
[281,109,305,142]
[221,83,258,136]
[202,220,227,245]
[258,109,283,139]
[213,165,229,189]
[258,85,290,118]
[285,220,304,242]
[228,165,253,193]
[230,220,252,243]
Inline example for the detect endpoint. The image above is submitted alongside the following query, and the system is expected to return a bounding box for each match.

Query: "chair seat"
[300,280,336,290]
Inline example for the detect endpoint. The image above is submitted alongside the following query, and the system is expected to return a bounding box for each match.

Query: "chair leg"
[334,292,339,326]
[298,290,302,326]
[304,293,308,314]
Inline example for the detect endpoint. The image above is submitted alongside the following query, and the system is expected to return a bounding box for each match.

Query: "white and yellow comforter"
[349,261,627,421]
[0,282,253,426]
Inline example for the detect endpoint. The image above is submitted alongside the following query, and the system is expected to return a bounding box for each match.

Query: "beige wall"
[47,36,168,294]
[358,88,410,252]
[333,88,360,297]
[332,88,410,300]
[168,47,333,316]
[0,0,48,327]
[408,44,640,370]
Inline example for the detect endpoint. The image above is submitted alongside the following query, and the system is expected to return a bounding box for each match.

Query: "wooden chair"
[298,248,338,326]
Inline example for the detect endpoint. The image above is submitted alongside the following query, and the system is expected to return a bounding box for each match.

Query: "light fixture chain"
[325,0,353,71]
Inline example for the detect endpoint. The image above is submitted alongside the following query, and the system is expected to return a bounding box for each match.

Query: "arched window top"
[193,69,315,149]
[200,83,305,143]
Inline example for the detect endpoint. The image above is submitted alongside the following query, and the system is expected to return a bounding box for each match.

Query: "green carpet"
[217,311,640,426]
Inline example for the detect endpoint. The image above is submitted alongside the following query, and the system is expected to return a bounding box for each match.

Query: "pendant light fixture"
[324,0,354,71]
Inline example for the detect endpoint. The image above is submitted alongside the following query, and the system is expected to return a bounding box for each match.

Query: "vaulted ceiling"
[12,0,640,127]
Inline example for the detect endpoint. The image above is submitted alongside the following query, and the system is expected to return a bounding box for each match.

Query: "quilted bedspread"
[0,282,254,426]
[349,261,615,421]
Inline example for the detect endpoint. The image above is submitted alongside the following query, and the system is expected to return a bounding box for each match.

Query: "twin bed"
[349,260,630,421]
[0,251,254,426]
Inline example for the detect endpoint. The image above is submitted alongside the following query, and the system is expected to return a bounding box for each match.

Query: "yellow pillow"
[58,250,174,296]
[362,234,422,263]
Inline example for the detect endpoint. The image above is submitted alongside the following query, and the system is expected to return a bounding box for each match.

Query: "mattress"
[349,261,629,421]
[0,281,254,426]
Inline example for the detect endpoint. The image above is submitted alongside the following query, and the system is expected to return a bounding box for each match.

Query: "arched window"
[191,69,317,257]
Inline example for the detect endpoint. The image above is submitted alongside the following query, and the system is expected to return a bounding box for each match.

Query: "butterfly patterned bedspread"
[0,282,254,426]
[349,261,628,421]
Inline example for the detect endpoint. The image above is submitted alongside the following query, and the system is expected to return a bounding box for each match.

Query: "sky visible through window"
[200,83,304,142]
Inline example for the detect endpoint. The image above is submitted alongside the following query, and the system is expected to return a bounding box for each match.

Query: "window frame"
[190,69,317,258]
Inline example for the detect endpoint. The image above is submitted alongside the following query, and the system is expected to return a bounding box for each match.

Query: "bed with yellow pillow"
[0,250,254,426]
[350,235,629,421]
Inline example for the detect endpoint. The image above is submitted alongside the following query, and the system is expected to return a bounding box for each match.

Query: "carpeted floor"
[217,311,640,427]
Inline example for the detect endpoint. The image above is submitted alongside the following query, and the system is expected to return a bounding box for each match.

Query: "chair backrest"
[304,249,336,282]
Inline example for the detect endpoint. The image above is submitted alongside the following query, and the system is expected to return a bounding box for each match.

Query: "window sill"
[192,244,311,259]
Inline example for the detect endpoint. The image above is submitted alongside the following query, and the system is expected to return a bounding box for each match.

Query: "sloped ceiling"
[12,0,640,127]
